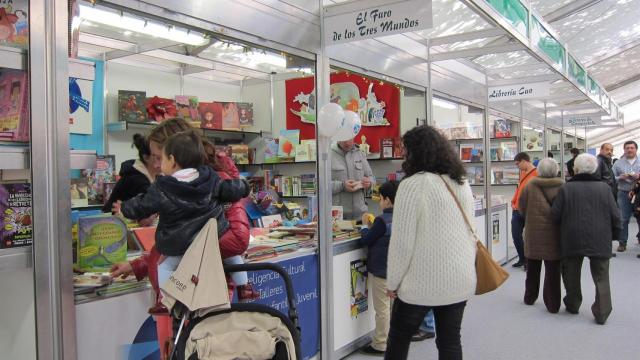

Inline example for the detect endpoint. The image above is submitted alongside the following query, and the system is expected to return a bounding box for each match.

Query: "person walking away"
[358,181,398,356]
[331,137,374,220]
[385,125,476,360]
[566,148,580,178]
[612,141,640,252]
[518,158,564,313]
[551,154,621,325]
[511,152,538,268]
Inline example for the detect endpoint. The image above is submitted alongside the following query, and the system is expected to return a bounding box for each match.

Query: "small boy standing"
[358,181,398,356]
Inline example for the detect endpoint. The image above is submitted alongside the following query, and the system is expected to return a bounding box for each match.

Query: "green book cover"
[78,215,128,271]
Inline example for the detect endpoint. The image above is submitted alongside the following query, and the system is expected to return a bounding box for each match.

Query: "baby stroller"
[168,263,301,360]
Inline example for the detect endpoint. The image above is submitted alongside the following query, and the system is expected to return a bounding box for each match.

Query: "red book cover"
[198,102,223,129]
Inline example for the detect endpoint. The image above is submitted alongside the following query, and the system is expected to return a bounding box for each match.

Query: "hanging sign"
[324,0,433,45]
[566,115,601,127]
[488,82,550,102]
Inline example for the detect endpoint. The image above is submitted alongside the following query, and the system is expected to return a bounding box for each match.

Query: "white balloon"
[333,110,362,141]
[318,103,345,138]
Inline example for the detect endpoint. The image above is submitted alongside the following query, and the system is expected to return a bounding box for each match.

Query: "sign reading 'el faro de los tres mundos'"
[324,0,433,45]
[488,82,551,102]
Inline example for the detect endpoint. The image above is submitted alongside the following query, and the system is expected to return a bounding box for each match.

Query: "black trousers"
[385,298,466,360]
[562,256,612,324]
[524,259,561,313]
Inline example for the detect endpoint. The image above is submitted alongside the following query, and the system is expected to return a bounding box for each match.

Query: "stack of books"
[333,230,361,242]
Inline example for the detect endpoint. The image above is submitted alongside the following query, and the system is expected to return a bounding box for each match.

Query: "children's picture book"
[103,182,116,206]
[331,206,344,222]
[118,90,147,122]
[264,136,280,163]
[494,119,512,138]
[0,183,32,249]
[350,259,368,318]
[83,155,116,205]
[237,102,254,128]
[230,144,249,165]
[0,70,29,141]
[471,144,484,162]
[198,102,223,129]
[0,2,29,49]
[176,95,199,121]
[523,129,543,151]
[459,144,473,162]
[278,129,300,159]
[77,215,128,271]
[221,102,241,130]
[261,214,283,229]
[295,142,311,162]
[380,138,394,159]
[131,227,156,251]
[70,178,89,208]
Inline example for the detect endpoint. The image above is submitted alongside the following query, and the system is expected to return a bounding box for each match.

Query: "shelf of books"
[0,46,26,71]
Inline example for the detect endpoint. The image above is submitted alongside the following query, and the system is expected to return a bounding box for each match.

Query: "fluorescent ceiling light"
[79,5,207,46]
[433,98,457,110]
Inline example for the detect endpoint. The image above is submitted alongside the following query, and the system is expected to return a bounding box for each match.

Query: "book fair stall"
[0,0,624,360]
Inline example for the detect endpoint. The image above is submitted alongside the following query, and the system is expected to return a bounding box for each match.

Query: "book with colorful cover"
[278,129,300,159]
[0,183,32,248]
[380,138,394,159]
[230,144,249,165]
[0,2,29,49]
[103,182,116,206]
[176,95,199,122]
[221,102,241,130]
[393,137,404,158]
[502,141,518,161]
[131,227,156,251]
[237,102,254,128]
[264,136,280,163]
[494,119,512,138]
[295,143,311,162]
[459,144,473,162]
[118,90,147,122]
[301,139,316,162]
[198,102,223,129]
[70,178,89,208]
[77,215,128,271]
[0,70,29,141]
[471,144,484,162]
[84,155,116,205]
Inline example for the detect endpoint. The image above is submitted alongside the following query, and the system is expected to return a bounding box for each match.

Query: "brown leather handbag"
[439,175,509,295]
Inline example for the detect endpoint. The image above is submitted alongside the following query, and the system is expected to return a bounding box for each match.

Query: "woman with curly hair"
[385,125,476,360]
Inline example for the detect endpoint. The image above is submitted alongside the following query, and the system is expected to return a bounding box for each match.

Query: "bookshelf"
[107,120,264,138]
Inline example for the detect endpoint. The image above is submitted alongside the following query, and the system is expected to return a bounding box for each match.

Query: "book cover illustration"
[295,142,311,162]
[490,143,503,161]
[278,129,300,159]
[264,137,280,163]
[350,259,368,318]
[70,178,89,208]
[221,102,240,130]
[0,3,28,49]
[523,129,543,151]
[393,137,404,158]
[471,144,484,162]
[0,183,32,248]
[78,215,128,271]
[0,70,29,141]
[103,182,116,206]
[459,144,473,162]
[302,139,317,161]
[380,138,394,159]
[494,119,512,138]
[83,155,116,205]
[502,141,518,161]
[117,90,147,122]
[230,144,249,165]
[331,206,344,222]
[175,95,196,120]
[198,102,223,129]
[237,102,254,128]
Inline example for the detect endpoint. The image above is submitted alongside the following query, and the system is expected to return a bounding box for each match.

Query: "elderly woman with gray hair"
[518,158,564,313]
[551,154,622,325]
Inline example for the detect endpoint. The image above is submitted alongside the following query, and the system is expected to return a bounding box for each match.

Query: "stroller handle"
[223,263,299,326]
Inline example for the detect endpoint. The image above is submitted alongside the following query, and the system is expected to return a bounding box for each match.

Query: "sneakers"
[411,330,435,342]
[359,345,385,356]
[512,261,525,268]
[237,284,261,302]
[617,244,627,252]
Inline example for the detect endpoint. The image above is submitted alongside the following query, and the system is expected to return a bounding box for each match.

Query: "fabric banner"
[286,72,400,153]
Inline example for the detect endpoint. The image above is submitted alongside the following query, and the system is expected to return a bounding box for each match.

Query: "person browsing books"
[511,152,538,269]
[331,138,374,220]
[358,180,398,356]
[114,130,249,312]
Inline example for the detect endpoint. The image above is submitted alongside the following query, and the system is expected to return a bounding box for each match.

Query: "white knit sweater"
[387,172,477,306]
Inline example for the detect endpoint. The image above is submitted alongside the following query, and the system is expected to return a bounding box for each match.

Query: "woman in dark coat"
[518,158,564,313]
[103,134,159,213]
[551,153,622,325]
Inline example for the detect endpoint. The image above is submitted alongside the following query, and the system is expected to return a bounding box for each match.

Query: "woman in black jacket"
[103,134,160,213]
[551,153,622,325]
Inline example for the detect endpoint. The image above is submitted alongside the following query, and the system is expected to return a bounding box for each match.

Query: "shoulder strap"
[438,175,480,243]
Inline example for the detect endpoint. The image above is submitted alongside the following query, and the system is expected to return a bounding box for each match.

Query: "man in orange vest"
[511,152,538,269]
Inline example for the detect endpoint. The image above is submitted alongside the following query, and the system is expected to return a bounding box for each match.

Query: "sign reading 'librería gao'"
[324,0,433,45]
[488,82,550,102]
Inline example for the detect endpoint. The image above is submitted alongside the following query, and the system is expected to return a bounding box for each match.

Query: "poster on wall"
[522,129,543,151]
[286,72,400,153]
[350,259,368,319]
[69,77,93,134]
